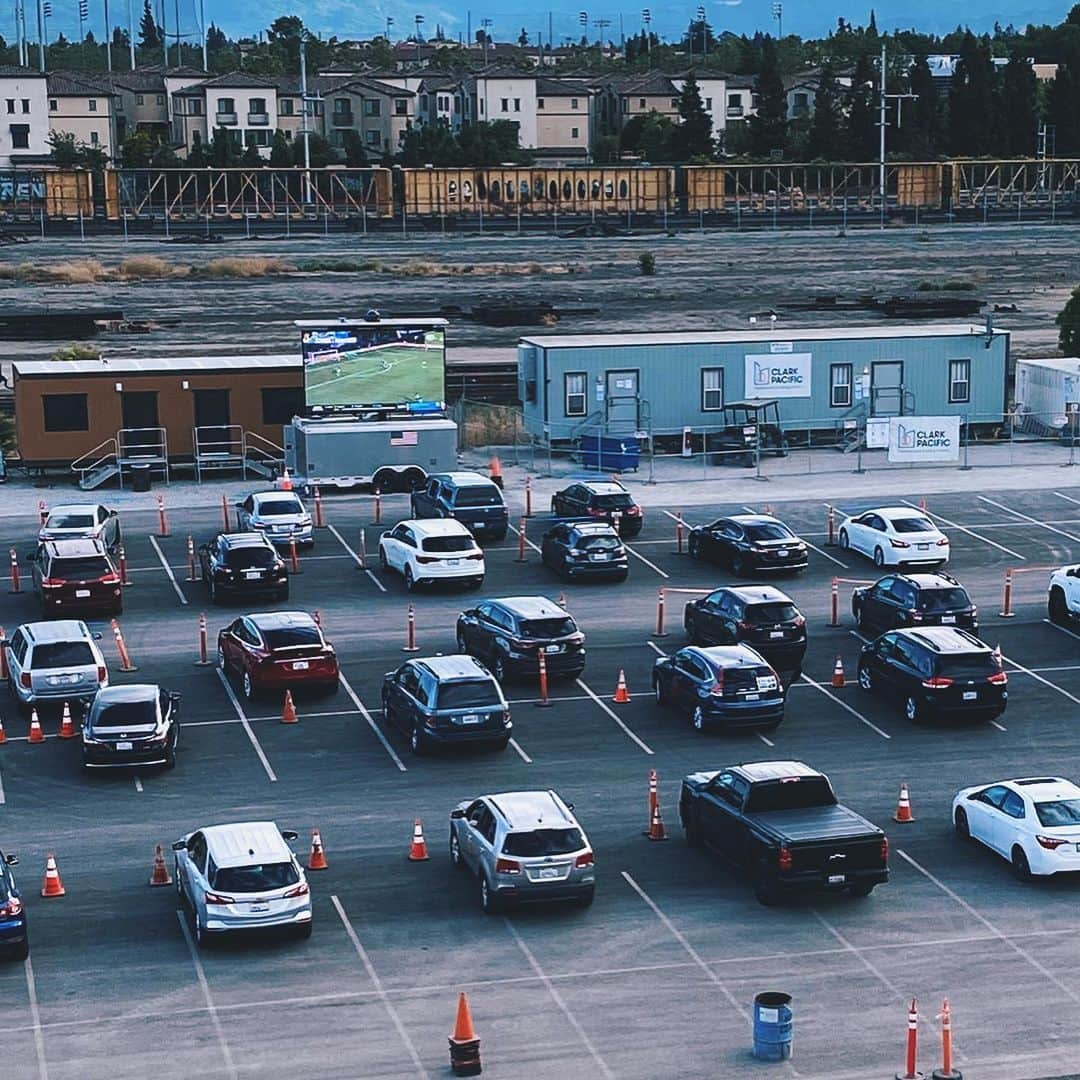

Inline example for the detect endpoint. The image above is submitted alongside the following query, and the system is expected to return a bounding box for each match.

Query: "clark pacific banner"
[887,416,961,463]
[744,353,812,399]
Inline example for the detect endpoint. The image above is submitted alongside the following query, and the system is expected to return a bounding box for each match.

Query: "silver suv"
[449,790,595,912]
[173,821,312,948]
[4,620,107,709]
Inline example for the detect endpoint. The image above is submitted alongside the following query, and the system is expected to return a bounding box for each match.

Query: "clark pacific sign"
[744,353,812,399]
[887,416,961,463]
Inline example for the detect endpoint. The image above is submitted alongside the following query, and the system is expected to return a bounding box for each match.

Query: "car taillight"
[987,671,1008,685]
[587,507,605,516]
[921,676,954,689]
[204,892,235,905]
[283,882,310,898]
[100,573,120,584]
[907,610,923,621]
[97,665,107,682]
[709,670,725,696]
[890,538,911,548]
[736,621,752,632]
[574,850,595,868]
[42,577,65,588]
[626,505,641,516]
[936,538,949,547]
[466,553,485,561]
[501,710,511,724]
[880,836,889,863]
[20,673,31,688]
[415,556,440,564]
[495,857,521,874]
[778,846,792,871]
[793,615,806,628]
[509,639,533,651]
[0,896,23,916]
[1037,835,1070,850]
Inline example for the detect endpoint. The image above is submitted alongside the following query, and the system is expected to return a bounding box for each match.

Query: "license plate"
[777,549,789,557]
[942,615,956,624]
[292,661,309,670]
[447,559,460,567]
[963,691,977,701]
[545,645,562,654]
[75,589,91,598]
[248,903,269,913]
[769,631,784,639]
[115,741,133,751]
[538,867,559,879]
[745,692,760,701]
[827,874,845,885]
[918,543,930,550]
[589,552,610,561]
[756,676,778,691]
[459,714,480,725]
[49,674,77,686]
[244,570,262,580]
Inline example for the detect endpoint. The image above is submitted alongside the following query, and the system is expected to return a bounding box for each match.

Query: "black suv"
[198,533,289,603]
[29,538,123,619]
[381,655,511,755]
[540,521,629,581]
[687,515,808,574]
[857,626,1007,723]
[683,585,807,678]
[852,572,977,634]
[410,471,509,542]
[455,596,586,681]
[550,480,643,537]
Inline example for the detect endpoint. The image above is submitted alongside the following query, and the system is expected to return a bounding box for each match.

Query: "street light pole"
[642,8,651,58]
[878,43,886,229]
[414,13,424,63]
[696,5,705,57]
[771,1,782,40]
[300,39,312,205]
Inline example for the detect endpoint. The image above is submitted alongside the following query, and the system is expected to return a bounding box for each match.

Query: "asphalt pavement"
[2,483,1080,1079]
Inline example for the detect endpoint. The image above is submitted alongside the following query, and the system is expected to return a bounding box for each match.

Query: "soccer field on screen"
[303,342,445,407]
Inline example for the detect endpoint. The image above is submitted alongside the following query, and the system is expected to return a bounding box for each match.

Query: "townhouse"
[46,71,120,158]
[0,66,49,166]
[172,72,278,158]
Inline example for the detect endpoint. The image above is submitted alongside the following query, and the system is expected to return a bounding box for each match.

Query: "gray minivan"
[4,620,108,709]
[410,471,509,542]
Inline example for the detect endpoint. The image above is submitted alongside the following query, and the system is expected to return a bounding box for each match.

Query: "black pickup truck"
[679,760,889,905]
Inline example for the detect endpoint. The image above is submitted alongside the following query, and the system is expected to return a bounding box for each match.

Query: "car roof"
[899,572,962,588]
[93,684,158,704]
[574,481,627,495]
[873,506,926,519]
[690,644,767,667]
[251,490,302,502]
[401,518,474,537]
[567,521,618,535]
[414,654,491,680]
[247,611,317,631]
[47,503,101,515]
[220,532,275,547]
[201,822,293,868]
[487,790,573,829]
[20,619,93,643]
[489,596,569,619]
[434,471,494,486]
[729,514,780,526]
[733,761,819,782]
[898,626,988,652]
[723,585,793,605]
[42,538,106,557]
[1007,777,1078,800]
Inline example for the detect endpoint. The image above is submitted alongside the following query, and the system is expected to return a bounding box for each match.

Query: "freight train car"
[0,168,95,220]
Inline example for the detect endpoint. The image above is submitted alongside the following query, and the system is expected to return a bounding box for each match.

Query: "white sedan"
[837,506,949,568]
[378,519,485,591]
[953,777,1080,879]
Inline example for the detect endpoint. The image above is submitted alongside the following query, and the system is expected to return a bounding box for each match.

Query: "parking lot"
[3,482,1080,1079]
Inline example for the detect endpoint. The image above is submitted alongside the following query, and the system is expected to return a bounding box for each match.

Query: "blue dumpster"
[579,435,640,473]
[752,991,792,1061]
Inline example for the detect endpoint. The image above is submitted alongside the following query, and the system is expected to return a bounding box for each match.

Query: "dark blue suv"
[0,849,28,960]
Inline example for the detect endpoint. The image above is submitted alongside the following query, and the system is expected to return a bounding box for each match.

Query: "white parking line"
[214,668,278,782]
[896,848,1080,1005]
[1045,617,1080,645]
[741,506,847,569]
[504,918,615,1080]
[798,672,891,739]
[148,535,189,605]
[576,677,654,755]
[506,520,542,554]
[1000,651,1080,706]
[327,523,387,593]
[1054,491,1080,511]
[811,910,904,996]
[338,672,407,772]
[900,499,1026,560]
[24,958,48,1080]
[508,738,532,763]
[756,732,775,747]
[133,777,143,793]
[624,542,669,578]
[332,896,428,1079]
[646,640,666,656]
[176,910,238,1079]
[979,494,1080,545]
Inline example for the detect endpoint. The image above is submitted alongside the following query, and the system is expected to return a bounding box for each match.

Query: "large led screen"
[301,324,445,409]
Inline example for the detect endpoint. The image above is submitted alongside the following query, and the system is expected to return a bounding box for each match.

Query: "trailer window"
[830,363,853,408]
[261,387,304,425]
[42,393,89,432]
[948,359,971,404]
[701,368,723,411]
[565,373,587,417]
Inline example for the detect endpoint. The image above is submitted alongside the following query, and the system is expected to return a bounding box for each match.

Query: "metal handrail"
[244,430,285,462]
[71,437,118,482]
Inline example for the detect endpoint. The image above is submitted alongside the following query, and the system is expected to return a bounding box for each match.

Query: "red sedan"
[217,611,339,700]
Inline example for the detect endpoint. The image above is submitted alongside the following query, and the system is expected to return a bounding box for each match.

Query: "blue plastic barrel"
[752,991,793,1061]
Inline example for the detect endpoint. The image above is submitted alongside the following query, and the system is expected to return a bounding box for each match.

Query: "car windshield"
[263,625,320,650]
[592,493,633,509]
[437,680,501,709]
[744,777,837,813]
[502,827,584,857]
[745,523,795,541]
[1035,799,1080,827]
[225,547,276,569]
[890,517,935,534]
[93,700,157,729]
[48,513,95,529]
[422,535,475,553]
[918,588,970,612]
[744,602,799,624]
[50,556,112,579]
[937,654,998,678]
[578,535,621,551]
[519,617,576,638]
[33,642,94,668]
[212,861,299,893]
[453,487,502,507]
[257,498,303,517]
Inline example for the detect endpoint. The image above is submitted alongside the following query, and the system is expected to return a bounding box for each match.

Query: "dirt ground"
[0,222,1077,370]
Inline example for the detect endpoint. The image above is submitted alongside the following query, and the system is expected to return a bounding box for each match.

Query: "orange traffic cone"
[58,700,76,739]
[993,643,1004,668]
[894,782,915,823]
[41,853,66,898]
[918,496,928,512]
[612,669,631,703]
[28,709,44,744]
[831,655,846,688]
[149,843,173,887]
[449,992,482,1076]
[281,690,298,724]
[0,713,7,744]
[308,829,328,871]
[279,467,293,492]
[408,818,430,862]
[489,455,503,490]
[647,800,668,842]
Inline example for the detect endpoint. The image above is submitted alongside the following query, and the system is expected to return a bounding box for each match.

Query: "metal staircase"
[72,438,120,490]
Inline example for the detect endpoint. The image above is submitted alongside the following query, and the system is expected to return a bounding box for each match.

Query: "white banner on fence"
[744,353,812,398]
[887,416,961,463]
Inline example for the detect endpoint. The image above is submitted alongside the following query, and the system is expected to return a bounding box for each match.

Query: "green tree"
[187,131,208,166]
[137,0,159,50]
[807,61,842,159]
[844,53,877,159]
[341,129,367,165]
[47,131,82,166]
[902,54,941,159]
[399,122,460,165]
[619,111,676,160]
[995,54,1037,156]
[670,73,713,160]
[1046,66,1080,157]
[292,132,335,167]
[119,130,155,166]
[748,36,787,156]
[269,129,292,166]
[1057,284,1080,355]
[209,125,239,166]
[241,139,263,166]
[948,31,996,155]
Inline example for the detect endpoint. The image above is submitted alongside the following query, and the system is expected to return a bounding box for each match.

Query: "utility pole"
[35,0,44,72]
[126,0,134,68]
[414,13,423,63]
[385,15,393,40]
[78,0,87,47]
[200,0,207,70]
[696,5,705,57]
[300,38,312,204]
[771,1,782,40]
[878,43,886,226]
[642,8,651,58]
[173,0,178,65]
[593,17,610,48]
[480,17,491,64]
[104,0,112,69]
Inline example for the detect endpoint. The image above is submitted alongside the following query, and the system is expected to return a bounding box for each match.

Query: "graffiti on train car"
[0,176,46,203]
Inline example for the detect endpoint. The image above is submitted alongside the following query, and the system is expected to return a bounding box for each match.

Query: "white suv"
[1048,565,1080,626]
[378,519,485,591]
[5,620,108,710]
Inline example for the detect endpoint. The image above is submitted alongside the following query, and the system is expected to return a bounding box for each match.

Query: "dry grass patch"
[197,256,295,278]
[118,254,187,279]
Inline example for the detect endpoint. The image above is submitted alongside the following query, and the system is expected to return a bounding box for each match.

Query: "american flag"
[390,430,418,446]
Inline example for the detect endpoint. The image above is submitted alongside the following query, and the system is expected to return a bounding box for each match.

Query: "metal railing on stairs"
[117,427,169,483]
[243,431,285,480]
[72,437,120,490]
